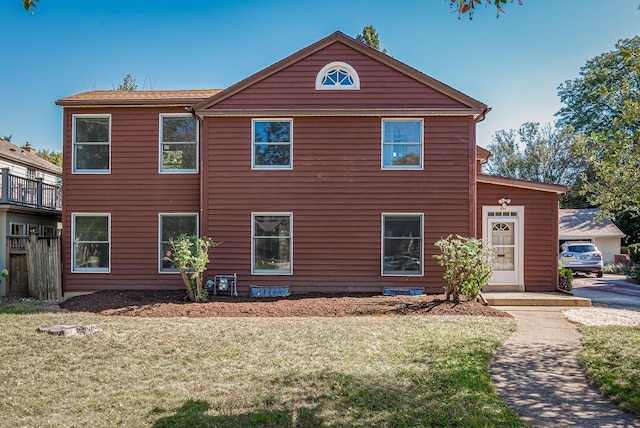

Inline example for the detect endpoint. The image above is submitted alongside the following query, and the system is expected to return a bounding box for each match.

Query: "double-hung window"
[382,119,423,169]
[252,119,292,169]
[72,213,110,272]
[382,214,423,276]
[160,114,198,173]
[73,115,111,173]
[159,214,198,273]
[10,223,25,236]
[252,213,292,274]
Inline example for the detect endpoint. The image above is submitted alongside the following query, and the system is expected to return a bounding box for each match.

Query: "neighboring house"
[56,32,566,296]
[559,208,625,264]
[0,139,62,296]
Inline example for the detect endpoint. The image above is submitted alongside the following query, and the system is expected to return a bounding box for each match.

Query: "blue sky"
[0,0,638,152]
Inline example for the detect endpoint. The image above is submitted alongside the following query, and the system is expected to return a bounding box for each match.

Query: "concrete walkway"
[489,306,640,427]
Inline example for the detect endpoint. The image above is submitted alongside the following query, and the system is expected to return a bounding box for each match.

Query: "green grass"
[579,325,640,416]
[0,313,524,427]
[0,299,43,314]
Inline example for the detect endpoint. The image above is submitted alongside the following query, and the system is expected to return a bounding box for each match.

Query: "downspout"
[186,106,206,239]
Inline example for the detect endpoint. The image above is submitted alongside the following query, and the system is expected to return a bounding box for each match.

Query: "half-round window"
[315,62,360,90]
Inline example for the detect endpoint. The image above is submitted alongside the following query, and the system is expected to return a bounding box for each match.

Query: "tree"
[114,73,137,91]
[355,25,387,54]
[557,37,640,137]
[556,37,640,226]
[582,101,640,218]
[483,122,587,186]
[433,235,494,302]
[36,149,62,167]
[170,234,220,302]
[1,134,12,142]
[450,0,523,19]
[22,0,38,11]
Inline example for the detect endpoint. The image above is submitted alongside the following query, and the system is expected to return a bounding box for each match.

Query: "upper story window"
[160,114,198,173]
[382,119,423,170]
[73,115,111,174]
[315,62,360,90]
[27,168,36,180]
[252,119,292,169]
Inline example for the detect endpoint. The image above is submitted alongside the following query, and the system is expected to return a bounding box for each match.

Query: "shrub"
[621,245,628,254]
[170,234,220,302]
[558,268,573,292]
[628,243,640,264]
[433,235,494,302]
[603,263,631,275]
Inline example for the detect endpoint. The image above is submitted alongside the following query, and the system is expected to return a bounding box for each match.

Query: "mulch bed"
[55,290,511,318]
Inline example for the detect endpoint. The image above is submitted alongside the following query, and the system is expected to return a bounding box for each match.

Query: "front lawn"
[0,313,524,427]
[579,325,640,416]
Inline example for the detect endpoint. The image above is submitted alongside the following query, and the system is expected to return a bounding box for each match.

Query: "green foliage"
[433,235,495,302]
[35,149,62,167]
[170,234,220,302]
[580,325,640,416]
[22,0,38,11]
[114,73,138,91]
[558,268,574,292]
[603,263,631,275]
[628,243,640,264]
[451,0,523,20]
[1,134,12,142]
[484,122,586,186]
[557,37,640,219]
[355,25,387,54]
[0,299,42,314]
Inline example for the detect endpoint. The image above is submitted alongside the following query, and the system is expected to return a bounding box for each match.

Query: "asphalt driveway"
[572,273,640,311]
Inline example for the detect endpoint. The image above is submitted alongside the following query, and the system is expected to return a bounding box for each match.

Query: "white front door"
[488,218,519,284]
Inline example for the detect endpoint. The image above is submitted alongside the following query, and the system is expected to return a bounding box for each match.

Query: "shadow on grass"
[152,399,324,428]
[151,359,525,427]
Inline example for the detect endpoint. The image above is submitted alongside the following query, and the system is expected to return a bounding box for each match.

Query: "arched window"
[315,62,360,90]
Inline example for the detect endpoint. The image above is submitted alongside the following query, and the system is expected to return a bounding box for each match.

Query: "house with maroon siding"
[56,32,566,296]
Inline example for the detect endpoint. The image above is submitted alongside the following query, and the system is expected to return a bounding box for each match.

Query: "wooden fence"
[25,236,61,300]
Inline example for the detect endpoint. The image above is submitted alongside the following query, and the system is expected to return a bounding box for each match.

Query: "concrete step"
[482,292,591,307]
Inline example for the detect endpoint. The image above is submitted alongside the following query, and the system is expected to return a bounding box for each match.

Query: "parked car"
[559,242,604,277]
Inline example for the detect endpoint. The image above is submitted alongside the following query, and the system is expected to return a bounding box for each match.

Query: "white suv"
[559,242,604,277]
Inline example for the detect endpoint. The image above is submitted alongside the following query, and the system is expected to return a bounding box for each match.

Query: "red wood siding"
[476,182,560,291]
[204,116,475,295]
[209,42,468,111]
[62,107,200,293]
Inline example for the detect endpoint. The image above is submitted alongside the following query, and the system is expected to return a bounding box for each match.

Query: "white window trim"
[72,114,111,174]
[381,118,424,170]
[251,212,293,275]
[159,113,199,174]
[251,118,293,170]
[381,213,424,277]
[482,205,525,287]
[71,213,111,273]
[315,61,360,90]
[43,225,56,237]
[158,213,199,274]
[10,222,26,236]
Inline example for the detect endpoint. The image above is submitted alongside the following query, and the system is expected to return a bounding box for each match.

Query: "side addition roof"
[0,139,61,175]
[477,174,569,194]
[194,31,490,120]
[559,208,625,239]
[56,89,223,107]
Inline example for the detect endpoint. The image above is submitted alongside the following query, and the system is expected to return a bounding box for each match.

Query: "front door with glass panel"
[488,218,519,284]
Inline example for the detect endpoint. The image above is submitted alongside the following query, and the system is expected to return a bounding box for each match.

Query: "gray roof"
[559,209,625,239]
[0,139,62,175]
